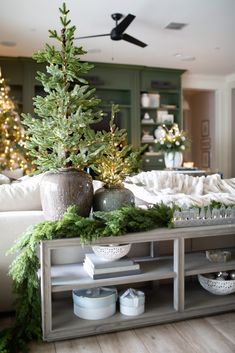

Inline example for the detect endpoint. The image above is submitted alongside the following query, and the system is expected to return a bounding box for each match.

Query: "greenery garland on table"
[0,204,173,353]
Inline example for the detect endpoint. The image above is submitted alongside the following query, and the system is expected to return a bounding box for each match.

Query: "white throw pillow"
[0,174,43,211]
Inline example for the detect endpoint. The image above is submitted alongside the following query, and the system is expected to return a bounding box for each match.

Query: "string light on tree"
[92,104,144,187]
[0,68,32,174]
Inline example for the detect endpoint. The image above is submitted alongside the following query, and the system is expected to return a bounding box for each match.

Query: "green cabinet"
[0,57,184,170]
[139,68,184,169]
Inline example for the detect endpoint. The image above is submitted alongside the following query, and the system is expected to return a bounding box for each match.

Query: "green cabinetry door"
[84,63,140,144]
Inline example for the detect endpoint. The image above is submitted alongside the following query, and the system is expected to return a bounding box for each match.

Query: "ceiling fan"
[74,13,147,48]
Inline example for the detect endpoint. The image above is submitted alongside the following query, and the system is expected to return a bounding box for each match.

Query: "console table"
[40,224,235,341]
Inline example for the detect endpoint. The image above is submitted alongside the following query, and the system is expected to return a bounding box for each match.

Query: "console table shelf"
[40,224,235,342]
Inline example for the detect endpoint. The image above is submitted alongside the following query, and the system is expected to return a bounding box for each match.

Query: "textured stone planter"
[40,168,93,220]
[93,185,135,212]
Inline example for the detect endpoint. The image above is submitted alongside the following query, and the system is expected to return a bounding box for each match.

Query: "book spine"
[90,269,141,280]
[83,262,140,275]
[85,255,134,269]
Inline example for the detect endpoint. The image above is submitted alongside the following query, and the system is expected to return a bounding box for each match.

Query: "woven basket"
[198,274,235,295]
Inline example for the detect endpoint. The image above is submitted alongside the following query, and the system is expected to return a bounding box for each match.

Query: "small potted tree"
[91,105,144,212]
[22,3,104,220]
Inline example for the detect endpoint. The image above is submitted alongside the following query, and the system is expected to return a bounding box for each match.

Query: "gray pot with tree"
[91,105,144,212]
[22,3,104,220]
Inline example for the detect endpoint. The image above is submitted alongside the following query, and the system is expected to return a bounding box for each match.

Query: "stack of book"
[83,253,141,279]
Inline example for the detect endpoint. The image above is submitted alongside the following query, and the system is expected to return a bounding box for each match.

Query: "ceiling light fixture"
[173,53,195,62]
[165,22,188,30]
[181,56,195,62]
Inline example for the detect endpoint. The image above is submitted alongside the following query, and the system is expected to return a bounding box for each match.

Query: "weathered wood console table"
[40,224,235,341]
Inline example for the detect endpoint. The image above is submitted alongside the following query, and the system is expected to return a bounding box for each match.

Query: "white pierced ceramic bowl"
[92,244,131,261]
[198,274,235,295]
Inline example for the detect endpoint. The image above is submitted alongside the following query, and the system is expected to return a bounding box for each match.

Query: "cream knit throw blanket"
[124,171,235,207]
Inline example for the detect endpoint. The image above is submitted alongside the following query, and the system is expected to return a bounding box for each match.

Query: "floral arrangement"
[154,124,189,153]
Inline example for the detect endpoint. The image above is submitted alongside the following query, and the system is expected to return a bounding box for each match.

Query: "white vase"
[164,151,183,169]
[141,93,150,108]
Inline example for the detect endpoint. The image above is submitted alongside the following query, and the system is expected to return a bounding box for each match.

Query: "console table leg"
[173,237,184,312]
[40,242,52,340]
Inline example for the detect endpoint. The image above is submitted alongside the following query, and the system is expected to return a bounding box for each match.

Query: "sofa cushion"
[0,174,43,211]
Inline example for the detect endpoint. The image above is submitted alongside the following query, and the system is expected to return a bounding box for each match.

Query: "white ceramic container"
[73,287,117,319]
[119,288,145,316]
[73,287,117,308]
[74,302,116,320]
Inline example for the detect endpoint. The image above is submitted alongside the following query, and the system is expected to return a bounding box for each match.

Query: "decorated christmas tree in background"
[0,68,32,174]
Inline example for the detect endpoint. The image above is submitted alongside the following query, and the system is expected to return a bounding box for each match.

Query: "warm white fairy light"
[0,68,32,173]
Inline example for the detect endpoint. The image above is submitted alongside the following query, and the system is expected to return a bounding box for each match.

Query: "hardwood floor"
[27,312,235,353]
[1,312,234,352]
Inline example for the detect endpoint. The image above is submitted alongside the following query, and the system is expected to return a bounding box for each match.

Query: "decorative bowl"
[92,244,131,261]
[198,274,235,295]
[206,250,231,263]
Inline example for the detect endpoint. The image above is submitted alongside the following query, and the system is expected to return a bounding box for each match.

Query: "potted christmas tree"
[22,3,104,220]
[91,105,143,212]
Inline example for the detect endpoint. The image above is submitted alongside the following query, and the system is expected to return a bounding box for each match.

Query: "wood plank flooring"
[1,312,235,352]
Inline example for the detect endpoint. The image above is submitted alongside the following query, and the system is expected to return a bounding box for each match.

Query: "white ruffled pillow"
[0,174,43,211]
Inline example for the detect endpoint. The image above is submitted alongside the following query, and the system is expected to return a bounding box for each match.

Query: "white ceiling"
[1,0,235,76]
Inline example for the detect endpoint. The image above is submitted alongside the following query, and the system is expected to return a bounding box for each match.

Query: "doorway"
[232,88,235,177]
[183,89,215,170]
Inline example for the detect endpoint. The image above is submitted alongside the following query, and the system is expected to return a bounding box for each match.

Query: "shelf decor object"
[206,250,232,263]
[198,274,235,295]
[92,243,132,261]
[164,151,183,169]
[72,287,117,320]
[119,288,145,316]
[141,93,150,107]
[173,205,235,228]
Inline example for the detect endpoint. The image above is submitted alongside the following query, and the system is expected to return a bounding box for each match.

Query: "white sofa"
[0,174,45,311]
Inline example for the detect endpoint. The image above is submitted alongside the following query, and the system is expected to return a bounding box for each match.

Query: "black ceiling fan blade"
[122,33,147,48]
[115,14,135,34]
[74,34,110,40]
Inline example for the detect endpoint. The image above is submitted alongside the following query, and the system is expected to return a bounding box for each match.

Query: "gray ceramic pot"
[40,168,93,220]
[93,185,135,212]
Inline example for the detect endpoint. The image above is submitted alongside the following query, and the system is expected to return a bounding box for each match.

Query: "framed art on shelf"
[201,151,210,168]
[201,138,211,150]
[201,120,209,137]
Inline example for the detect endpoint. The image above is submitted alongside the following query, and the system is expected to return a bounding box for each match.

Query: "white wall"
[182,73,231,177]
[226,73,235,177]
